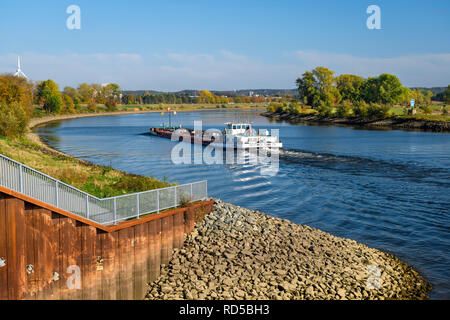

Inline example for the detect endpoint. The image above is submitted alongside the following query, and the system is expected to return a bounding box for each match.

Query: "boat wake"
[279,148,450,186]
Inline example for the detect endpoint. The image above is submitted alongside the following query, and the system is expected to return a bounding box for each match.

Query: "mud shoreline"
[262,112,450,132]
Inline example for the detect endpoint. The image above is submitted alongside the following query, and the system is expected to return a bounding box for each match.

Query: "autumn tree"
[0,74,34,137]
[443,85,450,104]
[63,86,80,100]
[296,67,340,107]
[77,83,95,103]
[336,74,364,102]
[127,94,135,105]
[296,71,320,106]
[62,94,75,113]
[397,87,412,106]
[105,97,118,111]
[36,79,63,114]
[361,74,403,105]
[198,90,216,104]
[0,74,34,109]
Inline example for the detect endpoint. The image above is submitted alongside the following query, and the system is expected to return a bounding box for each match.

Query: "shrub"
[179,195,192,208]
[443,106,448,115]
[113,174,169,194]
[335,101,353,117]
[62,94,75,114]
[267,102,284,113]
[0,102,29,137]
[73,97,82,110]
[353,101,369,118]
[87,98,97,112]
[105,98,118,111]
[420,105,433,115]
[288,102,302,114]
[367,103,390,119]
[317,104,332,117]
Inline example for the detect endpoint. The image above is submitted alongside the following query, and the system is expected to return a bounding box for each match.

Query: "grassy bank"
[0,136,171,198]
[267,102,450,123]
[263,111,450,132]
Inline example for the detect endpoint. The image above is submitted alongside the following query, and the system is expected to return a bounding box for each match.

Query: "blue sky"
[0,0,449,90]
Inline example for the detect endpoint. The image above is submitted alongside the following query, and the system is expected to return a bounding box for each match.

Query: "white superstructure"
[210,122,282,150]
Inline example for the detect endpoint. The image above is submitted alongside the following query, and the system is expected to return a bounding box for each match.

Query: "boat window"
[232,125,236,129]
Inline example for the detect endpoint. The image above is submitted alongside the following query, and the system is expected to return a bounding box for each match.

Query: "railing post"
[156,189,159,213]
[205,180,208,199]
[55,181,59,207]
[190,183,193,201]
[136,193,140,219]
[86,194,89,219]
[174,186,177,207]
[19,164,23,193]
[113,198,117,225]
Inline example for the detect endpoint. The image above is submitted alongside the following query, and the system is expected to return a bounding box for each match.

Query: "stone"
[160,286,173,294]
[144,200,430,301]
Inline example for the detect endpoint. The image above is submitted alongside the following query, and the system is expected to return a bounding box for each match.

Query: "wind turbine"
[14,56,28,79]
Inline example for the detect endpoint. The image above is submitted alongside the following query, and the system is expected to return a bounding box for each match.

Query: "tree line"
[296,66,436,107]
[0,75,123,137]
[122,89,269,105]
[267,67,450,119]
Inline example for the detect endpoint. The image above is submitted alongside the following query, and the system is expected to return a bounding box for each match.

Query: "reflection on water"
[36,110,450,299]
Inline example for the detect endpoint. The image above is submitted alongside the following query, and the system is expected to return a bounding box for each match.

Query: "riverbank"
[24,110,433,300]
[146,200,431,300]
[262,111,450,132]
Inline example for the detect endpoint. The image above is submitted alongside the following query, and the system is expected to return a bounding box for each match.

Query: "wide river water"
[36,110,450,299]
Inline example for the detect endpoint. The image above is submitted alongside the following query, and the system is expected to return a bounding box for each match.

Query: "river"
[35,110,450,299]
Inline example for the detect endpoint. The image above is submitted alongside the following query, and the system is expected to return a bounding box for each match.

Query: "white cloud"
[0,51,298,90]
[0,50,448,90]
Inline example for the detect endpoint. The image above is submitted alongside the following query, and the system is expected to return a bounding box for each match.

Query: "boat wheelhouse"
[150,122,282,150]
[217,122,282,150]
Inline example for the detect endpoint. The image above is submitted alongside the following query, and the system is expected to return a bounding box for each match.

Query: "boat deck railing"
[0,153,207,225]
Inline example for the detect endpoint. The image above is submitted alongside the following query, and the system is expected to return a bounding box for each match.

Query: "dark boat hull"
[149,127,217,146]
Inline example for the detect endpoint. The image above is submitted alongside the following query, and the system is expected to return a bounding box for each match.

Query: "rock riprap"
[146,200,431,300]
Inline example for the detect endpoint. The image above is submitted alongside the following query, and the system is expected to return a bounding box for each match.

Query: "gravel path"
[146,200,430,300]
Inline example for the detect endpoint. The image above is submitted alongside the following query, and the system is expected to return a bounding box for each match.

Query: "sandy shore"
[146,200,431,300]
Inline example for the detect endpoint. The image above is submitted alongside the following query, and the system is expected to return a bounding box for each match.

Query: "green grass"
[397,114,450,122]
[389,107,406,116]
[0,136,172,198]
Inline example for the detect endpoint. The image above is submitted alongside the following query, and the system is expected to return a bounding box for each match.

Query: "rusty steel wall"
[0,192,214,300]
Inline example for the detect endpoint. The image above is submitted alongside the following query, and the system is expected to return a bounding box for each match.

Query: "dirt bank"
[263,112,450,132]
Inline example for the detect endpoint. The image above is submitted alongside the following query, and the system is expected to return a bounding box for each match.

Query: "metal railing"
[0,153,207,226]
